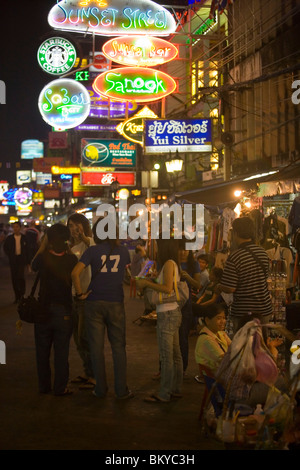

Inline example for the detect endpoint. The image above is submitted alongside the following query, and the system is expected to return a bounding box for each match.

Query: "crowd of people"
[1,214,299,446]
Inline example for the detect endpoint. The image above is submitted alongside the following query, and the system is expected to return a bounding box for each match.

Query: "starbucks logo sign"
[37,37,77,75]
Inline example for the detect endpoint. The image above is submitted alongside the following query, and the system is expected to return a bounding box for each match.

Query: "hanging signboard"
[38,78,90,130]
[87,85,136,119]
[81,171,136,186]
[21,140,44,159]
[144,119,213,154]
[37,37,77,75]
[81,139,136,167]
[93,67,176,103]
[16,171,32,185]
[116,106,158,146]
[73,175,103,197]
[48,0,176,37]
[102,36,178,67]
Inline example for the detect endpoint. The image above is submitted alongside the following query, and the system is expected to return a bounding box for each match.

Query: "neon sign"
[48,0,176,37]
[102,36,178,67]
[116,106,158,146]
[14,188,33,209]
[92,67,176,103]
[38,78,90,130]
[37,37,77,75]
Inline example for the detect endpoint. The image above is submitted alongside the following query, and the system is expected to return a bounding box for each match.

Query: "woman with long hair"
[136,238,183,403]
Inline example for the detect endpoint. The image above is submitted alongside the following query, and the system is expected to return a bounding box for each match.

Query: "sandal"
[144,394,169,403]
[70,376,88,384]
[79,379,96,390]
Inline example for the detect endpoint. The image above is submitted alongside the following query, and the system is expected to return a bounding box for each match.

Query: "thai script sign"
[48,0,176,37]
[81,171,136,186]
[81,138,136,167]
[37,37,77,75]
[93,67,176,103]
[102,36,178,67]
[144,119,212,154]
[38,78,90,130]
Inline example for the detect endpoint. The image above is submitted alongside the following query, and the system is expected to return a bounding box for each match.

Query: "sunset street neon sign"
[93,67,176,103]
[38,78,90,129]
[102,36,178,67]
[48,0,176,36]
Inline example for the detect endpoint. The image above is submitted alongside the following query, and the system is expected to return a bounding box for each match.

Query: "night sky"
[0,0,189,185]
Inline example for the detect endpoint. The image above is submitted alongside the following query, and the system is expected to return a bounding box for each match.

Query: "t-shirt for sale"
[80,242,131,302]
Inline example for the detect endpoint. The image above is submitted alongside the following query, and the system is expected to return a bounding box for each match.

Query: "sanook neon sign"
[102,36,178,67]
[93,67,176,103]
[48,0,176,36]
[38,78,90,130]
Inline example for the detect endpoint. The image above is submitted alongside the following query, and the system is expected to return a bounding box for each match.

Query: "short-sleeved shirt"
[80,242,131,302]
[71,237,95,294]
[32,251,78,308]
[221,242,272,317]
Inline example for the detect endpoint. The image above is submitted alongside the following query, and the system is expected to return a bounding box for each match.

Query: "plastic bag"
[229,321,257,384]
[252,331,278,386]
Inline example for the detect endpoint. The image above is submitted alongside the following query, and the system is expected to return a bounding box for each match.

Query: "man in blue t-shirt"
[71,219,132,400]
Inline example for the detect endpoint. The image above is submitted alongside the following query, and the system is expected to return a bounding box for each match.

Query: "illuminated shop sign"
[87,85,136,118]
[144,119,213,154]
[2,188,18,206]
[16,171,32,185]
[38,78,90,130]
[81,139,136,167]
[37,37,77,75]
[14,188,33,209]
[116,106,158,146]
[73,175,103,197]
[102,36,178,67]
[51,166,81,174]
[36,172,52,185]
[21,139,44,159]
[76,123,117,131]
[93,67,176,103]
[0,182,9,200]
[48,0,176,37]
[81,171,136,186]
[89,51,110,72]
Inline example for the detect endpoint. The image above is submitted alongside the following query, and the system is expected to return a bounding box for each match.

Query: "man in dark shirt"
[217,217,272,335]
[3,221,29,303]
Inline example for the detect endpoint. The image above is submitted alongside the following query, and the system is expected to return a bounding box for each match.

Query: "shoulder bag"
[144,261,189,308]
[18,273,49,324]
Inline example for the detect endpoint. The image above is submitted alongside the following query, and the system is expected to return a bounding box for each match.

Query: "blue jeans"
[72,300,94,378]
[179,299,193,372]
[156,307,183,401]
[34,303,73,395]
[84,300,129,398]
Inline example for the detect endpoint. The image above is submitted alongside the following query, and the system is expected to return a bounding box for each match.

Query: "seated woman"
[195,303,231,378]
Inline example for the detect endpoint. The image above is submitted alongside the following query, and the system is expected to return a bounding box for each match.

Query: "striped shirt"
[221,242,272,317]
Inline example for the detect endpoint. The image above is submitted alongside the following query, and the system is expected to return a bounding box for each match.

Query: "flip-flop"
[79,380,96,390]
[55,388,73,396]
[70,376,88,384]
[144,394,169,403]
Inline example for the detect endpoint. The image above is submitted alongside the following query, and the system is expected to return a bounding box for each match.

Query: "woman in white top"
[67,213,95,389]
[137,238,183,403]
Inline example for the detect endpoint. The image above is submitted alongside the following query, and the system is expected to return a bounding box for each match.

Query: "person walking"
[67,213,95,390]
[136,238,183,403]
[3,221,30,303]
[71,218,132,399]
[217,217,273,335]
[31,224,78,396]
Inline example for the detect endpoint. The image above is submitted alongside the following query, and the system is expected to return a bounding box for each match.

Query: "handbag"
[17,273,49,324]
[144,261,189,308]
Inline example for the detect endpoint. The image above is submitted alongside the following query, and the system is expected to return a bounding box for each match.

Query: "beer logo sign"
[37,37,77,75]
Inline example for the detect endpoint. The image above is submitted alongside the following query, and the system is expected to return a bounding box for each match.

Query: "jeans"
[156,307,183,401]
[84,300,129,398]
[72,300,94,378]
[34,303,73,395]
[179,299,193,372]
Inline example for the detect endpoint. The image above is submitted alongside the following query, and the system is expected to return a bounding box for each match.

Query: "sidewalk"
[0,263,225,451]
